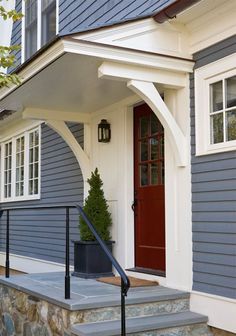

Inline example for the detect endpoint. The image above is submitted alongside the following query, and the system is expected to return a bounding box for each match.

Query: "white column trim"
[127,80,187,167]
[46,120,91,182]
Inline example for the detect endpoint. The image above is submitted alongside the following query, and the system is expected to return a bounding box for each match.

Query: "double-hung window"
[25,0,37,60]
[195,53,236,155]
[1,127,41,202]
[210,76,236,144]
[24,0,57,61]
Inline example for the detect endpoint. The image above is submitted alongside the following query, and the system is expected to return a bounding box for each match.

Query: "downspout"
[153,0,202,23]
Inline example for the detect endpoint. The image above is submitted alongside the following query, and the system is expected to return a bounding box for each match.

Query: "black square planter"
[72,241,114,278]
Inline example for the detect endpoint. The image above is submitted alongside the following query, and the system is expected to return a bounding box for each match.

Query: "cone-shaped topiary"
[79,168,112,241]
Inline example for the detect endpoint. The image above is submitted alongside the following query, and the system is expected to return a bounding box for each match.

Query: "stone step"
[70,286,190,311]
[69,296,189,324]
[68,288,190,324]
[71,311,210,336]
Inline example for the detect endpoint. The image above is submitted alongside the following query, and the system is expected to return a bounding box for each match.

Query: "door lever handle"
[131,199,137,211]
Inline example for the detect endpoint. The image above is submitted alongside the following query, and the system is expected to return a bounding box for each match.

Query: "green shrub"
[79,168,112,241]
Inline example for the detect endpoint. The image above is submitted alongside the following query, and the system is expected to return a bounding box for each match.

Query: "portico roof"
[0,35,194,116]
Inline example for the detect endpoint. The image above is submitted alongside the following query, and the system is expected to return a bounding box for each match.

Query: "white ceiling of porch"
[0,53,133,114]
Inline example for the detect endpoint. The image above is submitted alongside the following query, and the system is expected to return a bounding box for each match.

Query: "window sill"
[0,195,40,203]
[196,140,236,156]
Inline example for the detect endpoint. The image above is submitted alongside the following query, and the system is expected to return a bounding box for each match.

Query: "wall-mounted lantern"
[98,119,111,143]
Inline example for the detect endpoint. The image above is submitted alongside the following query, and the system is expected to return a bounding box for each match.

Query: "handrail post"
[5,210,10,278]
[65,206,70,299]
[121,278,126,336]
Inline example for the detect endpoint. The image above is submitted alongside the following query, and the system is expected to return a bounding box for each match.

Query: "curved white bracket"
[46,120,91,181]
[127,80,187,167]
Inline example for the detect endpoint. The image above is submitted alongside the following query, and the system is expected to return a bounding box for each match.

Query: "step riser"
[125,323,212,336]
[71,323,213,336]
[70,298,189,324]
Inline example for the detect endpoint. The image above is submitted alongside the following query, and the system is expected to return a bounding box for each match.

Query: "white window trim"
[21,0,58,63]
[195,53,236,156]
[0,126,41,203]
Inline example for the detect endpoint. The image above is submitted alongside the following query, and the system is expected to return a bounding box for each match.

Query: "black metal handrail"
[77,205,130,336]
[0,204,130,335]
[0,204,76,299]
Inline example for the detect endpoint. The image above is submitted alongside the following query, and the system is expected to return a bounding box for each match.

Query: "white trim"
[0,120,42,142]
[190,291,236,333]
[63,39,194,74]
[37,0,42,51]
[0,252,72,273]
[195,53,236,156]
[56,0,59,35]
[21,0,26,63]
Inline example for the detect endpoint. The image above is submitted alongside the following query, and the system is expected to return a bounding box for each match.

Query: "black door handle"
[131,199,137,211]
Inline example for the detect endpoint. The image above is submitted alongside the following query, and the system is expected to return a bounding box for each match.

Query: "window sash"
[1,127,41,202]
[24,0,56,61]
[210,76,236,144]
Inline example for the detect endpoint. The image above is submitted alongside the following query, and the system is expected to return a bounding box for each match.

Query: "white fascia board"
[23,108,91,124]
[63,39,194,74]
[98,61,187,88]
[0,40,65,101]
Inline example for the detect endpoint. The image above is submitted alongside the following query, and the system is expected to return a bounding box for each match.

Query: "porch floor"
[0,272,188,311]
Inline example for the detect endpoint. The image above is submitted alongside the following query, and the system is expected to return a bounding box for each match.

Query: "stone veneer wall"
[0,285,83,336]
[0,284,234,336]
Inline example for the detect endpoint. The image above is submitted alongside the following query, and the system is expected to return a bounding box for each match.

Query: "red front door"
[134,103,165,273]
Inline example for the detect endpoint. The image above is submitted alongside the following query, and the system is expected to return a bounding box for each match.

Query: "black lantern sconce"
[98,119,111,143]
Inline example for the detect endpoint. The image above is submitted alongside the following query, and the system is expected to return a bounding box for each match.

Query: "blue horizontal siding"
[0,123,83,265]
[59,0,175,35]
[191,36,236,299]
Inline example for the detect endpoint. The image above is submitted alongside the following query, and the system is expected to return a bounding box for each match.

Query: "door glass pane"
[211,113,223,143]
[150,163,158,185]
[226,76,236,108]
[140,116,149,138]
[140,140,148,161]
[150,138,158,160]
[151,113,158,134]
[140,164,148,186]
[211,81,223,111]
[226,110,236,141]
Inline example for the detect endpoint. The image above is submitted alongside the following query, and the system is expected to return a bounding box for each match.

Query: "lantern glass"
[98,119,111,143]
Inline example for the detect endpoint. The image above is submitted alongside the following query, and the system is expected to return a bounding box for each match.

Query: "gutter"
[154,0,202,23]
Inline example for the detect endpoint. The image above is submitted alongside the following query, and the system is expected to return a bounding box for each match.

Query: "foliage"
[0,1,23,89]
[79,168,112,241]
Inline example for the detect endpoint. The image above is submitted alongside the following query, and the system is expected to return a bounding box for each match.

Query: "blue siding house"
[0,0,235,334]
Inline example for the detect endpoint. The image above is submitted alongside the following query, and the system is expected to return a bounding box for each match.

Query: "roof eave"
[153,0,202,23]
